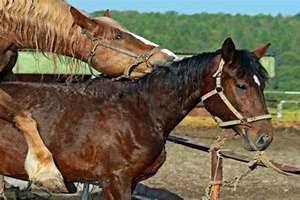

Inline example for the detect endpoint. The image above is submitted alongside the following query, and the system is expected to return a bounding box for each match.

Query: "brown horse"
[0,0,176,192]
[0,38,273,199]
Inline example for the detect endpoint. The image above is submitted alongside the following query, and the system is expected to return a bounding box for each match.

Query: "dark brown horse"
[0,38,273,199]
[0,0,176,191]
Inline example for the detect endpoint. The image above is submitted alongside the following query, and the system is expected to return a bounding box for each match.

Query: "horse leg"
[81,183,90,200]
[135,148,166,184]
[101,175,132,200]
[15,111,68,192]
[0,176,6,200]
[0,90,67,193]
[0,41,67,192]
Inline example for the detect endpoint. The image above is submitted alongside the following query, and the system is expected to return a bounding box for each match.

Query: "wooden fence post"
[210,149,223,200]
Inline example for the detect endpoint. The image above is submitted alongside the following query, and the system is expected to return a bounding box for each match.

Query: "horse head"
[201,38,273,151]
[70,8,177,78]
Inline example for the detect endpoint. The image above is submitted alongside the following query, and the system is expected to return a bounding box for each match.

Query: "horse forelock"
[235,50,269,87]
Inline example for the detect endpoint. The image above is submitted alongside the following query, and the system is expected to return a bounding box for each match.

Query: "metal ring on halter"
[240,118,252,128]
[82,29,159,78]
[216,87,223,93]
[201,57,272,128]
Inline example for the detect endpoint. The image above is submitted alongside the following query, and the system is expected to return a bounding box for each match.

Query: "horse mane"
[91,52,217,83]
[0,0,120,73]
[83,52,217,100]
[86,50,269,99]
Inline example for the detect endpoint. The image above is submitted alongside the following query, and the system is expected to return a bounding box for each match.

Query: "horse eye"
[115,32,123,40]
[236,84,247,90]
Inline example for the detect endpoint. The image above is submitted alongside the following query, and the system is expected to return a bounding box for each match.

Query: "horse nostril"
[166,55,176,62]
[256,134,271,150]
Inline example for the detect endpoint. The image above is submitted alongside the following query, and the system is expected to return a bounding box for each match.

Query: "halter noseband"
[82,29,160,77]
[201,58,272,127]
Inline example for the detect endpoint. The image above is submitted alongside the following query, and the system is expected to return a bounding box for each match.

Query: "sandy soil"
[143,126,300,200]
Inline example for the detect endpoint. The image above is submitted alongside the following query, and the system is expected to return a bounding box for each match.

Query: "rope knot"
[209,136,227,152]
[253,151,292,176]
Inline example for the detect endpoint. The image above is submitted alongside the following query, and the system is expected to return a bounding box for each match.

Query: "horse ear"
[70,7,97,31]
[221,37,236,63]
[103,9,111,17]
[253,43,271,59]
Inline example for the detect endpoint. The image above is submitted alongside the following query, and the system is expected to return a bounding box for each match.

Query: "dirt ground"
[143,125,300,200]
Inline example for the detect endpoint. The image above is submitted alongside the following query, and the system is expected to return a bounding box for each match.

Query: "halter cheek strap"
[201,58,272,127]
[82,29,159,78]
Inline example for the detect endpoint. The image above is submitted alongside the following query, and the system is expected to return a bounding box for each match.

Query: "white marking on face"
[162,49,178,59]
[253,75,261,86]
[127,31,159,47]
[127,31,178,60]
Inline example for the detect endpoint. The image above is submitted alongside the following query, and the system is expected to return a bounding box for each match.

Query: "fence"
[265,91,300,120]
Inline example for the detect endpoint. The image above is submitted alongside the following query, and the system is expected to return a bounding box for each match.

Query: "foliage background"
[90,11,300,91]
[16,11,300,92]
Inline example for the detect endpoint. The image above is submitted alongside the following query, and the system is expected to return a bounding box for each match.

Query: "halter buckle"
[137,54,148,64]
[216,87,223,93]
[240,119,252,128]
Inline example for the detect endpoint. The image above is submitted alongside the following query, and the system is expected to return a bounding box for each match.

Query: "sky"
[67,0,300,16]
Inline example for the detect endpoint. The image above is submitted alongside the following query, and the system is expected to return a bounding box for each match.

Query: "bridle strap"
[82,29,158,78]
[201,58,272,127]
[217,114,272,127]
[218,90,244,120]
[123,47,160,77]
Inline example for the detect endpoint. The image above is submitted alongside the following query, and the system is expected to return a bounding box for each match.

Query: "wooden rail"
[167,135,300,200]
[167,135,300,175]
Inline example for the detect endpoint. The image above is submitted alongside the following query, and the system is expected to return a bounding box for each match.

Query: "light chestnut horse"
[0,0,176,192]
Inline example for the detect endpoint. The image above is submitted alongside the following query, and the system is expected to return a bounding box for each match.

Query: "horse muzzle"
[148,48,177,66]
[242,129,273,151]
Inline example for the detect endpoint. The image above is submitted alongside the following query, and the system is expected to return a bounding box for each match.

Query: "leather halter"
[201,58,272,127]
[82,29,160,77]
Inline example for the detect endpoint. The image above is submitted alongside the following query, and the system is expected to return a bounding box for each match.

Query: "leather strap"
[201,58,272,127]
[82,29,159,78]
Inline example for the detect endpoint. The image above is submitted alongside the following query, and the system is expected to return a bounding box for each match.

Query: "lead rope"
[223,162,257,192]
[253,151,293,176]
[203,137,292,199]
[223,151,293,192]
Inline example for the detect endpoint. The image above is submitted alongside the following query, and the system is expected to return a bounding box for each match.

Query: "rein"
[201,58,272,128]
[81,29,160,78]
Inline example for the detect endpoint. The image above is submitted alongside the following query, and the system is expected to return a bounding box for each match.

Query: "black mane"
[92,51,218,89]
[84,49,269,98]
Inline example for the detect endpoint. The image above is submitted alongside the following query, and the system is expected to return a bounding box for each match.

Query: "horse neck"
[0,0,90,61]
[142,54,215,135]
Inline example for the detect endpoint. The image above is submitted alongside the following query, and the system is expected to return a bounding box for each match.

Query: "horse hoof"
[0,194,7,200]
[33,176,68,193]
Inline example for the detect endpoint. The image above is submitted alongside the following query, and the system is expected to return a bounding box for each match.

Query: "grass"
[14,52,94,74]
